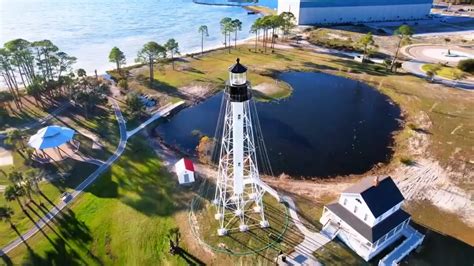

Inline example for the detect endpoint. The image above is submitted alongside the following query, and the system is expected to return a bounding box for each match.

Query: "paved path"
[0,99,127,256]
[281,196,330,266]
[126,101,185,138]
[1,96,185,256]
[402,61,474,90]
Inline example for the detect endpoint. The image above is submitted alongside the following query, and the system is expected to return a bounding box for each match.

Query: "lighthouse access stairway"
[378,225,424,266]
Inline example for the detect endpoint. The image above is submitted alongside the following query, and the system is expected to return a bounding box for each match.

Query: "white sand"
[0,147,13,166]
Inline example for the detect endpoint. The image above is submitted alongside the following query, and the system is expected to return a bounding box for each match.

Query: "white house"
[175,158,195,185]
[278,0,433,25]
[320,176,424,264]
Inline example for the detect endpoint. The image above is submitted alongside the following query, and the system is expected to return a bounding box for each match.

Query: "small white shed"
[175,158,195,184]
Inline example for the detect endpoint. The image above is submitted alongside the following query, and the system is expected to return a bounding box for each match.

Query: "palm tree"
[391,25,414,72]
[136,41,166,85]
[5,129,24,150]
[232,19,242,49]
[24,168,44,203]
[109,47,126,73]
[8,171,32,202]
[8,171,23,186]
[198,25,209,55]
[4,185,24,209]
[0,206,14,228]
[164,39,180,70]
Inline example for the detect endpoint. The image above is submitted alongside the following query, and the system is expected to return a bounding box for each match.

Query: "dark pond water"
[155,72,401,178]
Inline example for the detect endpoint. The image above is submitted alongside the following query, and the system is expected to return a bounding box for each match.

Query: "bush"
[457,59,474,74]
[117,79,128,90]
[400,156,416,166]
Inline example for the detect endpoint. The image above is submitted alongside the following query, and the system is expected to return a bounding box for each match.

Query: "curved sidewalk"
[281,196,330,266]
[0,99,127,256]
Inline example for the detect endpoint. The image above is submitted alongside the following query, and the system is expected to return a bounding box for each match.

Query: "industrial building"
[278,0,433,25]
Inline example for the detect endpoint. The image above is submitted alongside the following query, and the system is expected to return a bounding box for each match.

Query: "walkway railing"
[378,225,425,266]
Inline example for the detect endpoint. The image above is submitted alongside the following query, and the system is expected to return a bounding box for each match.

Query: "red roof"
[183,158,194,172]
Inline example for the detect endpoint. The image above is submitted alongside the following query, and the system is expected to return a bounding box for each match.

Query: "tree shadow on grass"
[21,202,102,265]
[86,137,191,217]
[174,247,206,266]
[1,253,13,266]
[302,62,339,72]
[332,58,391,77]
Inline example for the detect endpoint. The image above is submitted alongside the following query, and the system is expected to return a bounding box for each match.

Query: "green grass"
[0,160,98,247]
[193,193,291,255]
[0,105,118,247]
[121,44,473,245]
[6,137,190,265]
[128,47,297,101]
[421,64,469,80]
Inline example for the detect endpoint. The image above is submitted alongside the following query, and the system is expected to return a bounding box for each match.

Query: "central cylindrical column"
[232,101,244,195]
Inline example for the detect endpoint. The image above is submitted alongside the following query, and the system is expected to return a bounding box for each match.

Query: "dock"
[126,101,185,138]
[378,225,425,266]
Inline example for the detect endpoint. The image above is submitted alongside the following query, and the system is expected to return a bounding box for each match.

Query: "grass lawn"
[4,137,190,265]
[0,160,98,247]
[2,41,472,264]
[421,64,470,80]
[111,47,295,101]
[116,44,473,245]
[0,105,119,247]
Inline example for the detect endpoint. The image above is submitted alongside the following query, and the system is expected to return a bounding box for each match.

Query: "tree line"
[0,39,76,109]
[249,12,296,53]
[0,39,112,121]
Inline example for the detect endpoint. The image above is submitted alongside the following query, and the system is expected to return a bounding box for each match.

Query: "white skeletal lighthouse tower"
[213,59,270,236]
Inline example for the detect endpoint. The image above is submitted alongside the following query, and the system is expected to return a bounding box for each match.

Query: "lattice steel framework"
[213,90,269,236]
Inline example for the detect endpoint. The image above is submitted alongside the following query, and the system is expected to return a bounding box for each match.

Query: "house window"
[364,214,368,221]
[355,198,361,204]
[238,114,241,120]
[343,198,347,206]
[353,206,358,213]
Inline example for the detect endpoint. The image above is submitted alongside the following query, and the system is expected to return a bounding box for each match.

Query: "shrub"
[400,156,416,166]
[457,59,474,74]
[117,79,128,90]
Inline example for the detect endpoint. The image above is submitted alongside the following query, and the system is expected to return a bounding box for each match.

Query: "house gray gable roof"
[343,176,405,217]
[327,202,410,242]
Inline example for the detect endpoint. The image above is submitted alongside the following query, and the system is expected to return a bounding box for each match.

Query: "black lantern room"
[227,58,251,102]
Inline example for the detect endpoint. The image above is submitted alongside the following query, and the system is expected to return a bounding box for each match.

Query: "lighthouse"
[213,59,270,236]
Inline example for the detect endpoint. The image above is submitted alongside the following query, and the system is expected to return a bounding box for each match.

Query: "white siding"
[278,0,432,25]
[339,194,375,226]
[177,169,195,184]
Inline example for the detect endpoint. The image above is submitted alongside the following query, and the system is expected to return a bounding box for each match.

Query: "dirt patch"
[0,146,13,166]
[177,84,216,101]
[252,82,283,97]
[392,111,473,227]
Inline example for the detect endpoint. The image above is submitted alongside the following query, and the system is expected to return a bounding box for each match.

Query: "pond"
[155,72,401,178]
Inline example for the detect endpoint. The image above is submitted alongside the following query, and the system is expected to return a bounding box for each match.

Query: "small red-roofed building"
[175,158,195,185]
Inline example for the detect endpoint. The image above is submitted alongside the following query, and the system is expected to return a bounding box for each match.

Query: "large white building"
[320,176,424,264]
[278,0,433,25]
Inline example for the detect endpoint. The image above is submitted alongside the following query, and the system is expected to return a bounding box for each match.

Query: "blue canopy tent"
[28,126,75,150]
